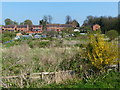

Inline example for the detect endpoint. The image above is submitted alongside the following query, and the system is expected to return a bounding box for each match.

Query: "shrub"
[106,30,118,40]
[28,41,34,48]
[85,33,118,71]
[89,29,101,35]
[2,31,16,42]
[38,41,50,48]
[74,44,83,48]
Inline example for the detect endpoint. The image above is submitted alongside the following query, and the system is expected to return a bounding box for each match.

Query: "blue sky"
[2,2,118,25]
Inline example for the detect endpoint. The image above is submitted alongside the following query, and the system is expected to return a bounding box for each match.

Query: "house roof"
[4,25,15,28]
[32,25,42,26]
[46,24,72,27]
[3,24,73,29]
[17,25,28,28]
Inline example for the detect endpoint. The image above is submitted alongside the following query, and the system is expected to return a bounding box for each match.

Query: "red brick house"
[93,24,101,31]
[2,25,16,31]
[2,25,29,32]
[31,25,42,31]
[46,24,73,31]
[2,24,73,33]
[26,25,42,34]
[16,25,29,32]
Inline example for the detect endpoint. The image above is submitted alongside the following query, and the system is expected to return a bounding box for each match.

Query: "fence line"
[0,70,74,79]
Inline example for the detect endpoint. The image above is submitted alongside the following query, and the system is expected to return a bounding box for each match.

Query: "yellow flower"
[85,33,118,70]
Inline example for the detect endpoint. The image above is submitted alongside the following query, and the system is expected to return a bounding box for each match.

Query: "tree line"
[4,15,80,27]
[82,15,120,34]
[3,15,119,34]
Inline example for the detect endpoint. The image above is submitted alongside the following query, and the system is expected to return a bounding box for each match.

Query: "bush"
[2,31,16,42]
[27,40,50,48]
[106,30,118,40]
[74,44,83,48]
[28,41,34,48]
[85,33,118,71]
[38,41,50,48]
[89,29,101,35]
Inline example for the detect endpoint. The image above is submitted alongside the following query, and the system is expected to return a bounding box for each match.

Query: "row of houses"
[1,24,101,34]
[1,24,73,34]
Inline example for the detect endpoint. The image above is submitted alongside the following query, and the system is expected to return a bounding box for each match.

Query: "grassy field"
[1,35,119,88]
[41,71,120,88]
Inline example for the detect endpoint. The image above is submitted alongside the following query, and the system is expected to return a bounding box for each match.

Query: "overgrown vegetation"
[1,28,119,88]
[85,33,118,71]
[41,71,120,88]
[83,16,120,34]
[106,30,119,40]
[2,31,16,42]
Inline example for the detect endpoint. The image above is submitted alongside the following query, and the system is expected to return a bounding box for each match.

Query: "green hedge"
[106,30,119,40]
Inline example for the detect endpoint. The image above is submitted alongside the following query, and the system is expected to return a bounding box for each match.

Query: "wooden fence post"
[41,72,44,80]
[118,61,120,72]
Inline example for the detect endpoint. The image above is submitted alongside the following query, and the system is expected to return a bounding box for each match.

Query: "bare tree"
[48,15,52,24]
[43,16,48,24]
[65,15,72,24]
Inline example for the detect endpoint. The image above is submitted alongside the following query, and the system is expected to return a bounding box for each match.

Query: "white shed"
[73,29,80,32]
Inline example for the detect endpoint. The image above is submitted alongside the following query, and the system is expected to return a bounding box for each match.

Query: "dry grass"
[1,35,90,88]
[2,42,82,87]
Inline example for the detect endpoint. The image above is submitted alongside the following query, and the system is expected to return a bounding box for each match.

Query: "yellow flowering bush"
[86,33,118,71]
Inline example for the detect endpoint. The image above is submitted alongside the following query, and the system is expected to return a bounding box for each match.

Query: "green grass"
[41,71,120,88]
[2,34,119,88]
[3,36,89,48]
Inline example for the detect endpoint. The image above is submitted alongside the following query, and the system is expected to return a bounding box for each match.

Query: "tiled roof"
[46,24,72,27]
[17,25,27,28]
[4,25,15,28]
[3,24,73,29]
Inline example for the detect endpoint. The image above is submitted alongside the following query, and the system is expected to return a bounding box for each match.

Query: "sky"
[2,2,118,26]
